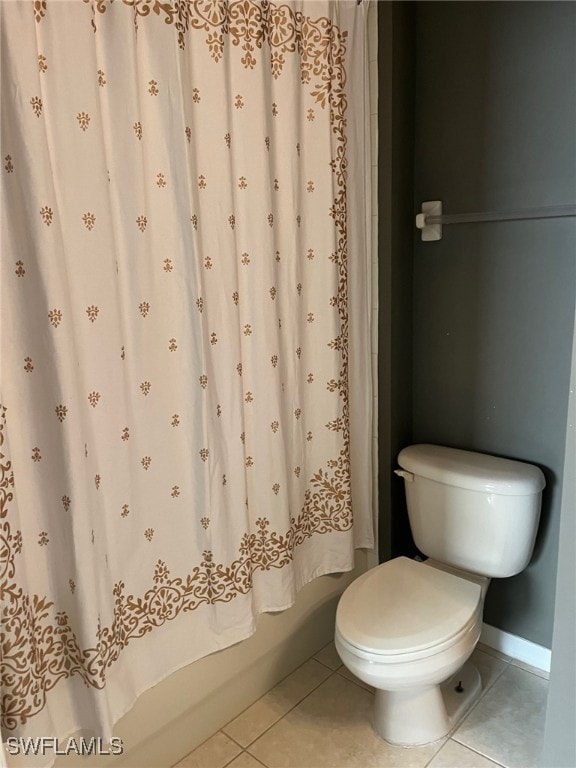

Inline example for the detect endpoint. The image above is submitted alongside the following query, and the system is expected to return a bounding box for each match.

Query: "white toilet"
[335,443,545,747]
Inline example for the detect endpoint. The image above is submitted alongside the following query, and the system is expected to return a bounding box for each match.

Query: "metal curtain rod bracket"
[416,201,576,242]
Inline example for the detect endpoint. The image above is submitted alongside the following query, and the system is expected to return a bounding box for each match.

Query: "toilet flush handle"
[394,469,414,482]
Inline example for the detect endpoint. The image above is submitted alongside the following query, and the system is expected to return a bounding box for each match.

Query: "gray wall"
[540,310,576,767]
[377,2,415,563]
[410,1,576,647]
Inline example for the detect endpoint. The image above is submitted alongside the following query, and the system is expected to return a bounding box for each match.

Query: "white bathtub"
[48,551,368,768]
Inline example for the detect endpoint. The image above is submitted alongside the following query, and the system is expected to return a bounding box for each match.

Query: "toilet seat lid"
[336,557,482,656]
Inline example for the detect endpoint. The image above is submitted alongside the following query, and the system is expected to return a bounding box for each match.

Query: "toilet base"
[373,660,482,747]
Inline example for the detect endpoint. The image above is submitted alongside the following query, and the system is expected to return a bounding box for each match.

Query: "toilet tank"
[396,444,546,578]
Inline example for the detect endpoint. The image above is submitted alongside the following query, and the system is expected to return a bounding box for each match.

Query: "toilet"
[335,444,545,747]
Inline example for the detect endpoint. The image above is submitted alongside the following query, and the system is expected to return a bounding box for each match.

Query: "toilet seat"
[336,557,482,660]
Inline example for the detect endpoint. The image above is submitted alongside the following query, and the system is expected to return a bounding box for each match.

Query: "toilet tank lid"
[397,444,546,496]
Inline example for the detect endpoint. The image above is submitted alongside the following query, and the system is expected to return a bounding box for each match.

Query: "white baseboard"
[480,623,551,673]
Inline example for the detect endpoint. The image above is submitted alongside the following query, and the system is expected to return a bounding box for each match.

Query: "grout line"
[174,730,245,768]
[421,739,449,768]
[441,664,512,758]
[419,655,514,765]
[334,667,374,694]
[190,648,523,768]
[232,668,340,751]
[220,747,242,768]
[311,652,343,673]
[222,748,269,768]
[477,658,512,700]
[236,672,335,759]
[220,654,325,735]
[223,731,248,752]
[477,641,550,679]
[456,740,508,767]
[507,657,550,680]
[443,666,509,742]
[476,642,512,663]
[450,733,509,767]
[243,753,269,768]
[421,737,507,768]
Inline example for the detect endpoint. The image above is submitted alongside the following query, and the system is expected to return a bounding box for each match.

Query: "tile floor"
[173,642,549,768]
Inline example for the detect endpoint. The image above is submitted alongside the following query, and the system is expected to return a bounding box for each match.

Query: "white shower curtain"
[0,0,372,756]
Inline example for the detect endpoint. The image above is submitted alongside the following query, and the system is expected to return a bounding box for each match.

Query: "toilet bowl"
[334,444,545,747]
[335,556,487,745]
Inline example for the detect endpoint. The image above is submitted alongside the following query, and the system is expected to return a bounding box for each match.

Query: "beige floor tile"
[173,731,242,768]
[476,643,512,664]
[226,752,267,768]
[508,658,549,680]
[222,659,332,748]
[248,673,444,768]
[453,665,548,768]
[313,641,343,671]
[469,648,509,693]
[336,664,374,692]
[427,739,503,768]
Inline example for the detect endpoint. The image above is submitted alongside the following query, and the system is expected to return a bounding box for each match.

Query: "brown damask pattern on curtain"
[1,0,370,743]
